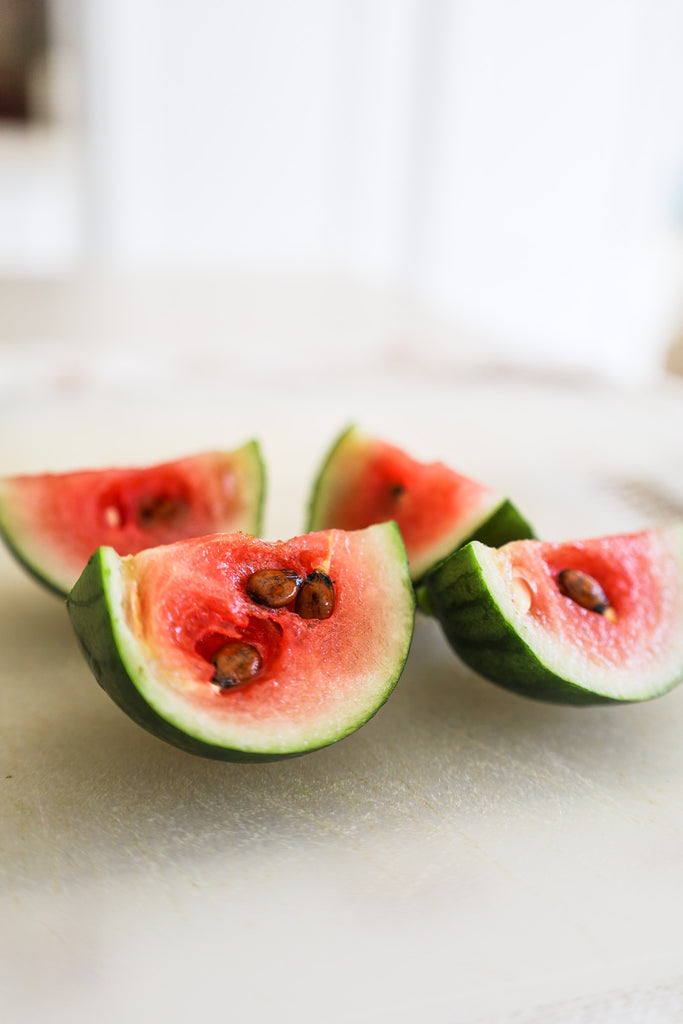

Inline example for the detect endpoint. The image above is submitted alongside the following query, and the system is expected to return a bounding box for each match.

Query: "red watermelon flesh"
[67,523,415,759]
[425,524,683,702]
[0,444,264,597]
[495,530,681,677]
[307,426,532,582]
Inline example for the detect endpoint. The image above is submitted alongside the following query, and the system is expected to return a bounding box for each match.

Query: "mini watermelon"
[66,523,415,761]
[425,524,683,704]
[0,443,264,597]
[306,425,534,583]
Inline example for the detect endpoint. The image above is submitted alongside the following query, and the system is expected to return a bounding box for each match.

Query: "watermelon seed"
[137,495,189,526]
[211,641,263,689]
[103,505,122,528]
[295,571,336,620]
[511,575,533,614]
[390,483,406,500]
[557,569,617,622]
[247,568,301,608]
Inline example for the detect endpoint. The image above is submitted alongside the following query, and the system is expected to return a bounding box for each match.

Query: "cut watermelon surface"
[307,426,534,582]
[425,525,683,704]
[67,524,415,760]
[0,443,265,596]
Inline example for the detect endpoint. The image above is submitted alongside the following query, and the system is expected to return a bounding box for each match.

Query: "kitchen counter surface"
[2,342,683,1023]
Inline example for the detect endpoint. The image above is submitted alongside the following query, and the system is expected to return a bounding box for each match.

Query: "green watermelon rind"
[305,423,357,533]
[66,547,269,760]
[306,424,535,588]
[66,523,415,762]
[242,438,267,537]
[425,535,683,705]
[0,501,68,599]
[415,497,536,615]
[0,440,266,599]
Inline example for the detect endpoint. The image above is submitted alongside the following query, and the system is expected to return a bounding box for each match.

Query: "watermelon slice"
[425,525,683,704]
[307,425,534,583]
[0,443,265,597]
[67,523,415,761]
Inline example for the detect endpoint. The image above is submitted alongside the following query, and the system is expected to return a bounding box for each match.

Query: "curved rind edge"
[424,540,681,705]
[242,438,267,537]
[67,548,303,761]
[0,440,267,598]
[305,423,358,533]
[306,427,536,588]
[0,488,69,597]
[414,498,536,615]
[67,523,415,761]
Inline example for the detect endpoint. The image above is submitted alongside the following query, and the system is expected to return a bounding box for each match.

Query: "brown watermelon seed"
[390,482,406,500]
[295,571,336,620]
[137,494,189,526]
[211,641,263,689]
[557,568,617,622]
[246,568,301,608]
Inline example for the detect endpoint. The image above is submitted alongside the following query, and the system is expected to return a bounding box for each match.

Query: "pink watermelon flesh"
[494,529,683,680]
[67,523,415,758]
[308,427,510,581]
[0,445,263,596]
[426,524,683,702]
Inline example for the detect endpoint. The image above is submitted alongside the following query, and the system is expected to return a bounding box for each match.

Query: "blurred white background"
[2,0,683,384]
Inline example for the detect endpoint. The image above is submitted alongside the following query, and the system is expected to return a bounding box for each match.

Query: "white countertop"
[2,336,683,1023]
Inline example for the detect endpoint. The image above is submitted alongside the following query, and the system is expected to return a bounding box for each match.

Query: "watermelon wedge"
[0,443,265,597]
[67,523,415,761]
[307,426,534,583]
[425,525,683,704]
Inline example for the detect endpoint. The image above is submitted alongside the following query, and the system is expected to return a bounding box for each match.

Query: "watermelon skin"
[425,526,683,705]
[0,442,265,598]
[415,497,536,616]
[65,548,269,761]
[463,498,535,551]
[67,524,415,761]
[307,425,535,584]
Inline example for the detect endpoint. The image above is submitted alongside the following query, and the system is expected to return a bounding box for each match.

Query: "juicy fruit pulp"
[0,443,264,596]
[67,524,415,761]
[307,426,535,583]
[425,525,683,704]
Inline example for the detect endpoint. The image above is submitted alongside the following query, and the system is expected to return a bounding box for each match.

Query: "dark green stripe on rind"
[424,543,633,705]
[67,549,297,762]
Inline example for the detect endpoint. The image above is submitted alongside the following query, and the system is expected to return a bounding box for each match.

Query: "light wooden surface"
[2,354,683,1023]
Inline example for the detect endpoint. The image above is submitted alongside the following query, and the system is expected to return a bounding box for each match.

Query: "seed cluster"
[246,567,336,619]
[210,567,337,690]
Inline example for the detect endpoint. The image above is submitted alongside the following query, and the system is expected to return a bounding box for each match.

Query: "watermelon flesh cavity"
[67,523,415,761]
[425,524,683,704]
[307,426,534,583]
[0,443,264,597]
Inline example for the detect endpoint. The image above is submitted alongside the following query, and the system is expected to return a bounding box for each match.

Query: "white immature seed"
[103,505,122,528]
